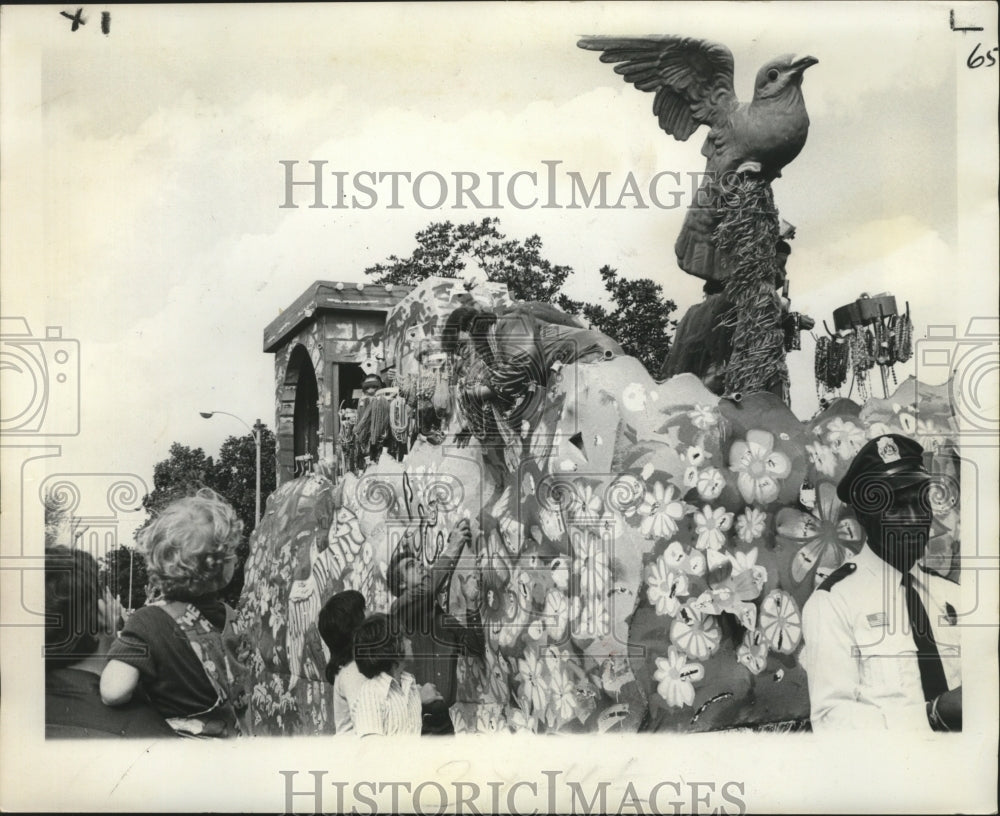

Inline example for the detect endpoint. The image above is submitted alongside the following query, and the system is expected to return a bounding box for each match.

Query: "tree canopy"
[364,217,676,375]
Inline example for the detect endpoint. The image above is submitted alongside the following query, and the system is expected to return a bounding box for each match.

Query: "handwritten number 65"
[967,43,999,69]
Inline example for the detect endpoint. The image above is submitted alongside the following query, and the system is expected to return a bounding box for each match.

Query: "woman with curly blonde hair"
[101,488,247,737]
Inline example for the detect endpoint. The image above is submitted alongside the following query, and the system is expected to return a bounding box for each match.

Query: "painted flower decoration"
[696,467,726,501]
[517,647,548,713]
[916,418,946,454]
[508,705,538,734]
[636,481,689,539]
[546,669,579,727]
[670,604,722,660]
[653,645,704,708]
[688,404,718,430]
[866,421,893,439]
[693,505,734,552]
[542,588,570,642]
[726,547,768,597]
[476,704,507,734]
[825,417,867,461]
[776,482,864,584]
[646,554,690,617]
[327,506,366,577]
[497,584,531,650]
[735,507,768,545]
[729,430,791,505]
[737,628,768,676]
[805,442,838,479]
[568,480,604,522]
[895,407,917,435]
[622,382,649,413]
[661,540,706,578]
[758,590,803,654]
[686,445,709,468]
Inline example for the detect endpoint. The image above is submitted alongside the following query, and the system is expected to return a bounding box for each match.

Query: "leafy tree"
[138,442,216,527]
[209,427,277,603]
[560,266,677,375]
[100,545,150,610]
[135,429,277,606]
[365,218,675,374]
[365,217,572,303]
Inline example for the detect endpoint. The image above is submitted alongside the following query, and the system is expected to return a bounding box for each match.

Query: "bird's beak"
[790,56,819,74]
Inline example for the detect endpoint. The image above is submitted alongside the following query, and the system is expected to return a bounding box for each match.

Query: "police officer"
[801,434,962,731]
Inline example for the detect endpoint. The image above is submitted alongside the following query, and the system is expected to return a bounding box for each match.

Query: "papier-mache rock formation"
[236,277,961,735]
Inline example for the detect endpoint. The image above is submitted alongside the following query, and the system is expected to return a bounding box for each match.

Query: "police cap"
[837,433,930,506]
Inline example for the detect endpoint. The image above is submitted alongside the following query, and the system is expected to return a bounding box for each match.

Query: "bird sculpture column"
[578,36,817,401]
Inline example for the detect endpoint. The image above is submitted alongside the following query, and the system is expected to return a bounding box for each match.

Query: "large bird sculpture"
[578,36,817,282]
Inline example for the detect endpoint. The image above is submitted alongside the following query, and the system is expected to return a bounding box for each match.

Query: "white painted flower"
[622,383,647,413]
[916,419,945,453]
[671,605,723,660]
[546,669,578,726]
[735,507,767,544]
[683,466,699,489]
[825,417,867,461]
[645,555,690,617]
[543,589,570,641]
[549,557,570,592]
[693,505,734,551]
[897,411,916,435]
[727,547,768,592]
[517,648,548,713]
[684,549,707,577]
[866,421,892,439]
[696,467,725,501]
[687,405,718,430]
[653,646,704,708]
[569,481,604,522]
[508,706,538,734]
[662,540,686,568]
[737,628,768,676]
[729,430,791,505]
[805,442,838,478]
[636,482,689,540]
[686,445,708,467]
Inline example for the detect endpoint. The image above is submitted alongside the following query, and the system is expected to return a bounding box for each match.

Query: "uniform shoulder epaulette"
[817,561,857,592]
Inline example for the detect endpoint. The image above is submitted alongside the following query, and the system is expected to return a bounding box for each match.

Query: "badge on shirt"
[866,612,888,627]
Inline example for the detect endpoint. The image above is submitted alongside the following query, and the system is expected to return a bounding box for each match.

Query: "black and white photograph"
[1,2,997,813]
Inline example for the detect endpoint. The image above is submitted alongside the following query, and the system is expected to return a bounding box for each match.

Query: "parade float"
[235,34,961,735]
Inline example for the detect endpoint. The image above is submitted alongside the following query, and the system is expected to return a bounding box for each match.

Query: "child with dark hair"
[349,614,422,737]
[317,589,367,733]
[100,488,246,737]
[388,518,483,734]
[44,546,173,738]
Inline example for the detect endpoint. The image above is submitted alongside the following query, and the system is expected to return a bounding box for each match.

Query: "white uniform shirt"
[801,545,960,731]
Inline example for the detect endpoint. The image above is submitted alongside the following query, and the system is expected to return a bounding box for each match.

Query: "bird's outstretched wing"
[577,36,737,141]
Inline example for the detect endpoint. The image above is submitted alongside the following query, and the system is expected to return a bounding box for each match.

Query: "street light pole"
[199,410,262,526]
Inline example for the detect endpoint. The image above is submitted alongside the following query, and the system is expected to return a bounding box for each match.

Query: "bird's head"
[752,54,818,101]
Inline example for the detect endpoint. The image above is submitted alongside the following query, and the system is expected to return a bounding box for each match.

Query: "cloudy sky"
[2,2,997,540]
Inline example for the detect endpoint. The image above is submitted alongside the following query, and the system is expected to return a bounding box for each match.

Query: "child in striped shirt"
[350,614,421,737]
